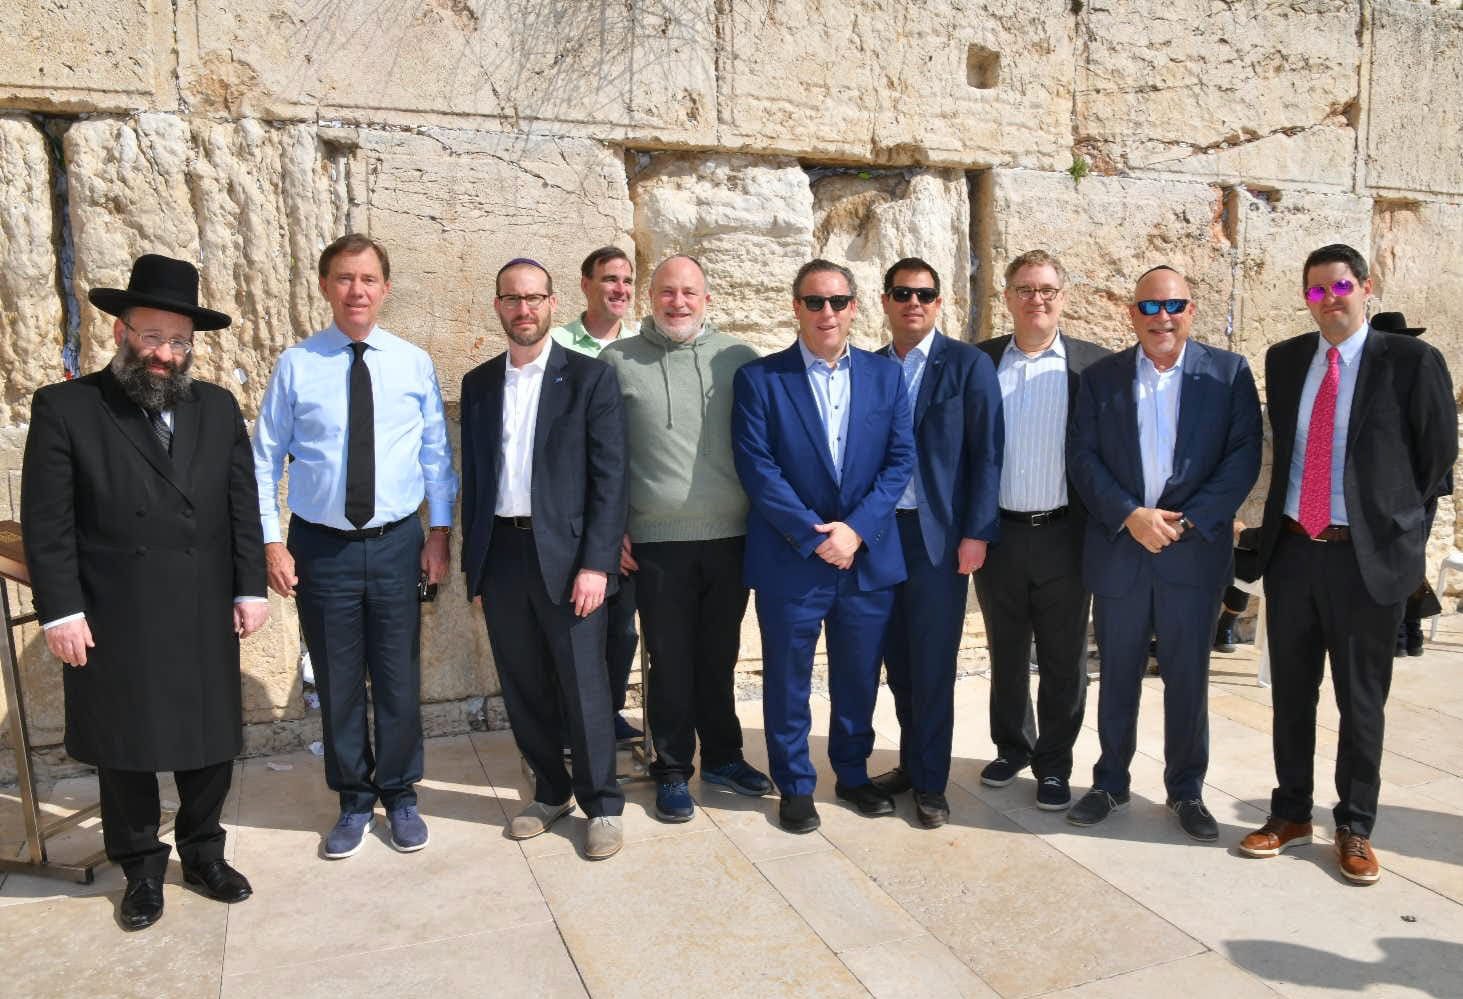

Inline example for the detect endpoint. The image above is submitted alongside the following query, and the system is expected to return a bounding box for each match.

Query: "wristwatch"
[429,526,451,535]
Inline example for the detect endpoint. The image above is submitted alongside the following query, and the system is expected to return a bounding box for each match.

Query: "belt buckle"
[1030,510,1050,528]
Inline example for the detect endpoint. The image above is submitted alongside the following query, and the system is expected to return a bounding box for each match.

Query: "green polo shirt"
[550,314,637,357]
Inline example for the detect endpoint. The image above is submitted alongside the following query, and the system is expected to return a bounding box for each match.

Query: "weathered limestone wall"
[2,0,1462,770]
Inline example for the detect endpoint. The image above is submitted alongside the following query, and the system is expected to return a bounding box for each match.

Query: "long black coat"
[21,367,266,772]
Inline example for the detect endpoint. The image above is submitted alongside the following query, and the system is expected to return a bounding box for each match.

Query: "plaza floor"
[3,624,1462,998]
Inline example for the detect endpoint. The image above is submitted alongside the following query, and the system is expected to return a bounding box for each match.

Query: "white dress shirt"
[894,329,937,510]
[1135,345,1187,509]
[495,345,551,516]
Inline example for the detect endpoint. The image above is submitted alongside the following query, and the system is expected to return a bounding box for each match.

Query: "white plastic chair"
[1230,575,1269,687]
[1428,550,1463,641]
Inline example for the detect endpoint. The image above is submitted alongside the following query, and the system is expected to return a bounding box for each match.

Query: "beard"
[110,338,195,411]
[505,318,550,348]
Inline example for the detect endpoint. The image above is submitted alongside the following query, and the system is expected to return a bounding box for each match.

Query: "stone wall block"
[718,0,1074,169]
[811,169,971,348]
[1076,0,1360,186]
[177,0,719,143]
[987,170,1234,352]
[0,1,174,113]
[630,153,814,354]
[0,117,63,426]
[1368,3,1463,196]
[1372,199,1463,382]
[358,128,634,399]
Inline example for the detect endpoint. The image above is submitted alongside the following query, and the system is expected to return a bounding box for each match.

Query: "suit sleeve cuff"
[42,611,86,630]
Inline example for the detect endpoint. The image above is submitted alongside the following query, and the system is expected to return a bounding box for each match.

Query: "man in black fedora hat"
[21,252,269,930]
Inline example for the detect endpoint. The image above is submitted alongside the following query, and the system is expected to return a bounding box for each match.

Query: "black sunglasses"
[1135,298,1190,316]
[888,286,938,305]
[798,294,854,313]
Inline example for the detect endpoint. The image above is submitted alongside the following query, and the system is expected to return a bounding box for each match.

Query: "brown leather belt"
[1283,516,1351,543]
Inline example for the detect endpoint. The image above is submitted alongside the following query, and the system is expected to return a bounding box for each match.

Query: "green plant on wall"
[1068,155,1090,185]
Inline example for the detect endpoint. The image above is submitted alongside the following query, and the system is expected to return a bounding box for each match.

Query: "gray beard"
[110,344,195,411]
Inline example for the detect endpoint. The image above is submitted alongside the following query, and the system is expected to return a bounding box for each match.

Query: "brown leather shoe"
[1336,826,1381,885]
[1238,817,1313,857]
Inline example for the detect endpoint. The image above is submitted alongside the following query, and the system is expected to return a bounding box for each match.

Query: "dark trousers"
[606,573,639,713]
[883,512,969,792]
[481,522,623,817]
[636,537,749,782]
[1221,586,1250,614]
[1091,565,1219,800]
[98,761,231,880]
[973,514,1090,780]
[759,575,894,796]
[290,515,424,814]
[1265,531,1401,838]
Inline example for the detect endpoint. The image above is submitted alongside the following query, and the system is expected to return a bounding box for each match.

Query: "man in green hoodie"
[600,255,773,823]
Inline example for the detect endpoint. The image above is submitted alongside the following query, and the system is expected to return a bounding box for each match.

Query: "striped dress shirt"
[996,333,1069,512]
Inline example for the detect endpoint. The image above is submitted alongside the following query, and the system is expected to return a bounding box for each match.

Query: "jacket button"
[183,508,194,518]
[136,508,146,517]
[135,546,147,555]
[185,547,194,556]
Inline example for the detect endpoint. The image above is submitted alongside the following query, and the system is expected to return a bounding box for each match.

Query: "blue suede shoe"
[702,760,773,797]
[614,714,644,743]
[655,780,695,823]
[387,802,430,852]
[323,811,374,859]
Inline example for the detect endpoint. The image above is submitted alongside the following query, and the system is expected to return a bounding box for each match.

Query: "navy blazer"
[732,343,915,595]
[459,342,628,604]
[1067,339,1262,597]
[880,331,1004,565]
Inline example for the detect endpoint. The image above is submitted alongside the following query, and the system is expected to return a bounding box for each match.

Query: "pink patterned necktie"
[1297,347,1340,538]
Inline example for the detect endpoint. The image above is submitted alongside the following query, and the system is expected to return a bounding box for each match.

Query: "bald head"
[1129,267,1195,371]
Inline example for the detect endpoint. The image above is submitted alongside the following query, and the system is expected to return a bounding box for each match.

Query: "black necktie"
[147,409,172,455]
[345,342,375,528]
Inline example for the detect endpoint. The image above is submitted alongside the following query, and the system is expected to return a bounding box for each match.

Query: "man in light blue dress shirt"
[254,234,458,860]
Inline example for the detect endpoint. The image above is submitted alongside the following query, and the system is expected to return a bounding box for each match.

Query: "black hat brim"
[88,288,233,331]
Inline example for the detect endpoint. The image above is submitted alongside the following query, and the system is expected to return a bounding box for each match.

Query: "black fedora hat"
[1371,310,1426,337]
[88,253,232,331]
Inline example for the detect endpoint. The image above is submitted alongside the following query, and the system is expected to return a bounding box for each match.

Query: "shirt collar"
[1002,329,1067,361]
[1136,341,1187,379]
[1322,324,1369,365]
[326,323,382,351]
[508,341,552,377]
[569,313,629,345]
[800,338,851,371]
[901,328,938,362]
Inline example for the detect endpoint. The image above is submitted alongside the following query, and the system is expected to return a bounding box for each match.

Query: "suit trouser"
[1091,562,1219,801]
[973,514,1090,780]
[883,512,969,792]
[1265,531,1401,838]
[759,575,895,797]
[606,573,639,714]
[635,537,750,782]
[98,762,231,880]
[290,515,424,814]
[481,524,624,817]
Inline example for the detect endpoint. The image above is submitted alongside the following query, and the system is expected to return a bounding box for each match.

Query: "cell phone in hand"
[417,571,438,603]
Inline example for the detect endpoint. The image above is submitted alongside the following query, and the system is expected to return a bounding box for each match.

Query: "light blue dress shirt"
[1283,324,1368,525]
[800,340,852,484]
[1135,344,1186,509]
[893,329,936,510]
[996,333,1069,511]
[253,324,458,544]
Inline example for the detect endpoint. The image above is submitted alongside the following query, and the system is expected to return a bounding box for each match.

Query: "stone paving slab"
[2,623,1462,998]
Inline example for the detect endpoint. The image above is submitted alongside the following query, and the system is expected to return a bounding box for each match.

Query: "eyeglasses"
[888,286,938,305]
[1135,299,1190,316]
[1304,279,1355,303]
[497,293,550,308]
[797,294,854,313]
[1011,286,1062,302]
[121,319,193,355]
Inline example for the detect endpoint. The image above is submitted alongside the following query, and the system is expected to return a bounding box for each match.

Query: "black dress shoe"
[1167,798,1219,842]
[834,781,896,816]
[182,859,254,903]
[778,794,821,834]
[870,766,913,796]
[914,790,949,828]
[119,876,164,931]
[1213,611,1239,653]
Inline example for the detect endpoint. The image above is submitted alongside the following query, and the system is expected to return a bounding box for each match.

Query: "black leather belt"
[999,506,1069,527]
[895,508,919,519]
[297,514,412,540]
[495,515,533,530]
[1283,516,1351,543]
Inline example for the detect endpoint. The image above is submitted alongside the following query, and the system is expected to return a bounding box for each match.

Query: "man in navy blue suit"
[733,258,915,834]
[1066,265,1261,841]
[869,257,1003,829]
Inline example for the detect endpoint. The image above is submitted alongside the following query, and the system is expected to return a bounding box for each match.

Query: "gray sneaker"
[509,799,574,840]
[585,815,623,860]
[323,811,374,859]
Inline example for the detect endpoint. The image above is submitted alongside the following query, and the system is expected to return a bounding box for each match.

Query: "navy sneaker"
[980,757,1026,788]
[1036,776,1072,811]
[323,810,374,859]
[614,714,644,743]
[701,760,773,797]
[655,780,695,823]
[387,802,429,852]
